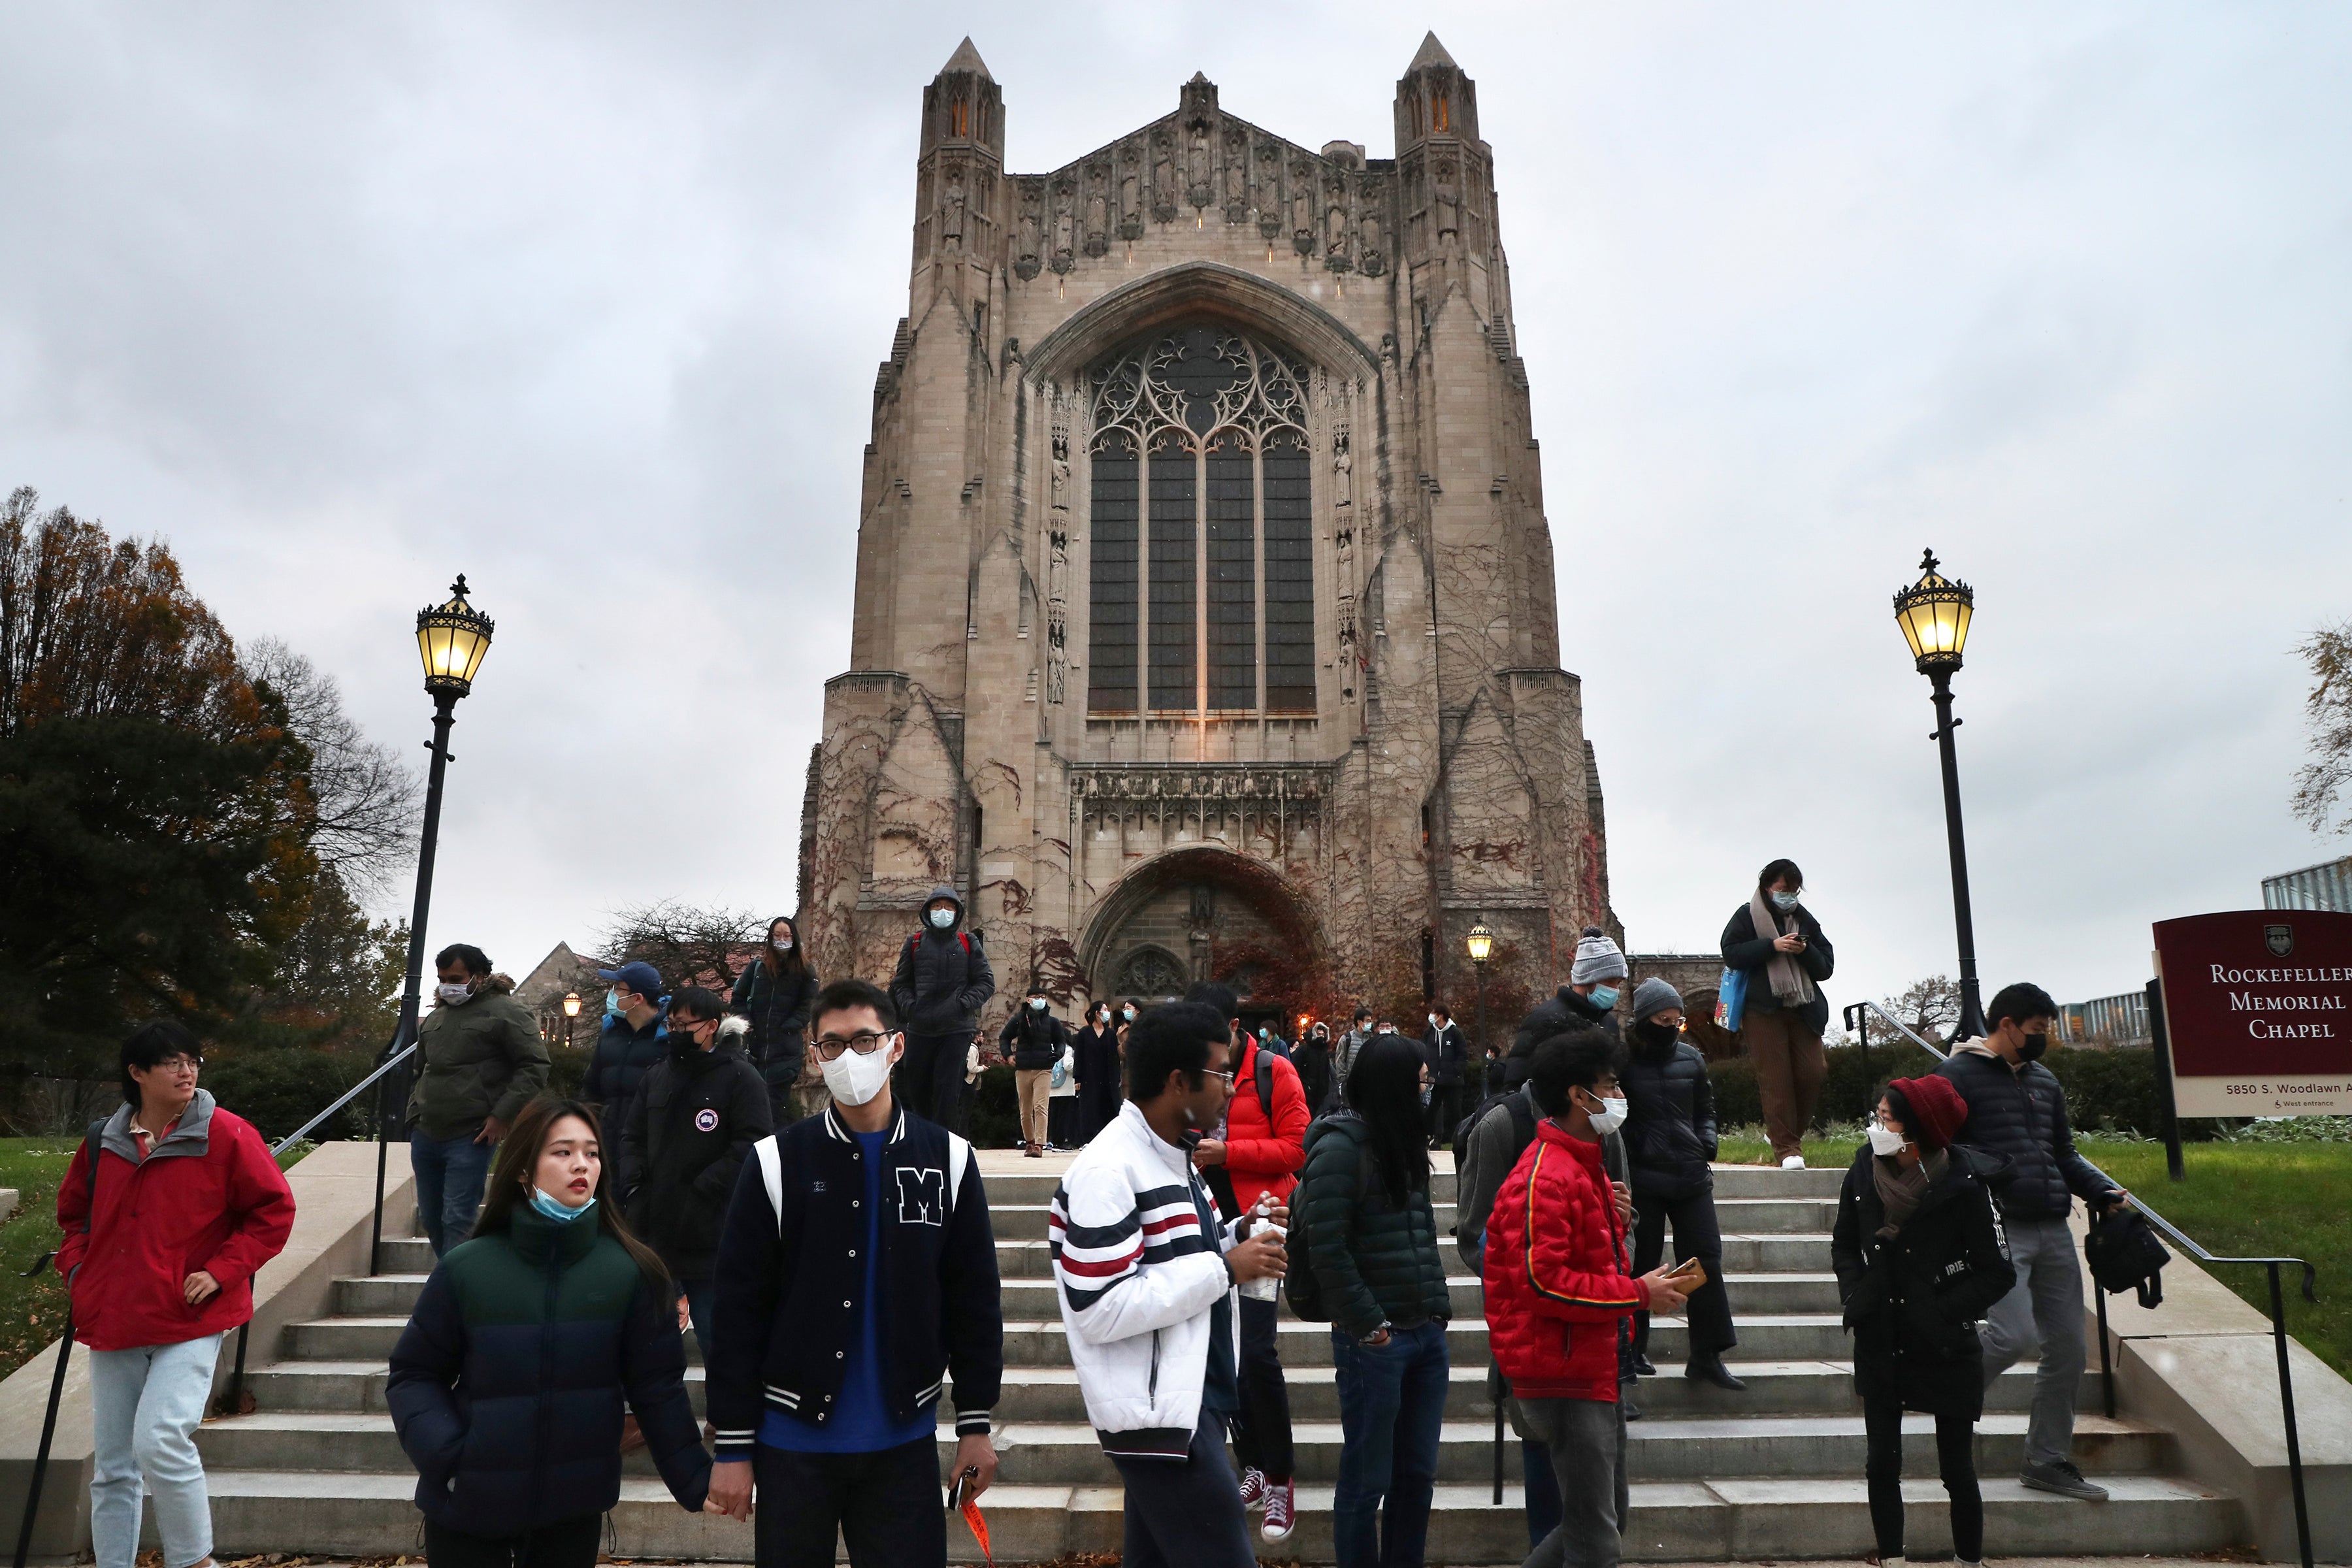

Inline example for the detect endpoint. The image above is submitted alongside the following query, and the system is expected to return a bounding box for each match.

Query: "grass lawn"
[1715,1126,2349,1377]
[0,1135,314,1382]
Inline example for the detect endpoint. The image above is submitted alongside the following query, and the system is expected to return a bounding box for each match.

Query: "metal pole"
[1492,1390,1505,1505]
[2148,978,2184,1182]
[2268,1262,2314,1568]
[374,692,459,1258]
[2095,1251,2115,1420]
[10,1314,76,1568]
[1475,964,1488,1098]
[217,1315,251,1419]
[1926,669,1987,1041]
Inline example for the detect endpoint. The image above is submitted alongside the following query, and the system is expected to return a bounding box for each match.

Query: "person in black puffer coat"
[388,1098,713,1567]
[887,885,996,1132]
[1621,979,1741,1390]
[730,915,819,1126]
[1935,981,2127,1503]
[623,989,772,1364]
[999,983,1071,1156]
[1502,928,1625,1089]
[1831,1075,2016,1568]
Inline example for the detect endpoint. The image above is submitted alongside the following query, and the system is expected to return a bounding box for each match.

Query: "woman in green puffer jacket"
[1299,1034,1452,1568]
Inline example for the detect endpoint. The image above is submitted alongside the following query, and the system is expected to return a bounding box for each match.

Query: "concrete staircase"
[193,1154,2246,1562]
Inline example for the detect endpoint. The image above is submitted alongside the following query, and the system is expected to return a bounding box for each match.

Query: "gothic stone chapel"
[799,34,1618,1028]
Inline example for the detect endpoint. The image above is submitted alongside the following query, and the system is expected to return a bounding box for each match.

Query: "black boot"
[1631,1353,1657,1377]
[1685,1354,1746,1392]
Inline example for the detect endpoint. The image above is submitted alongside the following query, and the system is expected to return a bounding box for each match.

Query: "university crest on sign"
[2264,924,2294,957]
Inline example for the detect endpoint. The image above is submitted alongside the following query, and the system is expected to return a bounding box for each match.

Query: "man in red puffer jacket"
[1485,1030,1689,1568]
[1185,983,1309,1543]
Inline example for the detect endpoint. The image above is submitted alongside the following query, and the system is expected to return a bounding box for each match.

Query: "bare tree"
[2291,620,2352,837]
[1866,974,1961,1047]
[244,638,421,894]
[596,900,766,996]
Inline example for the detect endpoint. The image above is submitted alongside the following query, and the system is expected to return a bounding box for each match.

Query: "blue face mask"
[929,908,956,930]
[604,988,623,1014]
[1588,986,1620,1011]
[1771,890,1802,912]
[529,1186,596,1224]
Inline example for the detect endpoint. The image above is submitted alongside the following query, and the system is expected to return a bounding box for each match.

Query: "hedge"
[202,1048,371,1144]
[1706,1041,2200,1140]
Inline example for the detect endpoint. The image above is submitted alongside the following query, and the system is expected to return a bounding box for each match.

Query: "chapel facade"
[798,34,1617,1031]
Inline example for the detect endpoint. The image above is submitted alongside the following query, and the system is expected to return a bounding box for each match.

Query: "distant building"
[2055,988,2150,1049]
[2264,855,2352,913]
[514,941,604,1051]
[1626,953,1736,1060]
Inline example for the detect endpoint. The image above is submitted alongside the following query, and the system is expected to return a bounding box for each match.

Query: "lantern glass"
[563,991,581,1018]
[1466,921,1494,965]
[1892,552,1973,672]
[416,577,495,696]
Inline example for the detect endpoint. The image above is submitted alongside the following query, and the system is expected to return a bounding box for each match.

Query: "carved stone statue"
[1151,130,1177,221]
[1120,142,1145,238]
[1015,184,1041,278]
[1291,165,1315,254]
[1085,164,1110,255]
[1223,127,1247,221]
[1332,425,1352,509]
[1434,157,1460,240]
[1053,180,1075,270]
[1324,174,1350,264]
[942,161,966,250]
[1186,118,1212,208]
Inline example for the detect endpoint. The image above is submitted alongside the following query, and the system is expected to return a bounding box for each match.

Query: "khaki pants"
[1016,1069,1053,1147]
[1739,1007,1825,1160]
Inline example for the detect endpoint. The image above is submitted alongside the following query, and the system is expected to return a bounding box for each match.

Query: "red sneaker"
[1260,1478,1295,1542]
[1237,1464,1266,1509]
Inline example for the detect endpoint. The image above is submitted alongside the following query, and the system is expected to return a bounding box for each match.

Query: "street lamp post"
[1891,550,1987,1043]
[371,577,495,1267]
[1466,919,1494,1082]
[562,989,582,1051]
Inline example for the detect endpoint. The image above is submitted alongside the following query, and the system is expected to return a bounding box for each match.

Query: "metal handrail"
[1848,994,2315,1568]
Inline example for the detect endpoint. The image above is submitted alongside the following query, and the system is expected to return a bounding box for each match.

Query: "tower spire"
[1408,31,1458,72]
[939,36,992,80]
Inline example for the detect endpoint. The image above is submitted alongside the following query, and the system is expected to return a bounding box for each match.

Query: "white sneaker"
[1780,1154,1806,1170]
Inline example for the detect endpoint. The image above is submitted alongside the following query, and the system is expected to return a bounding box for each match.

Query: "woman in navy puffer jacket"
[387,1098,715,1567]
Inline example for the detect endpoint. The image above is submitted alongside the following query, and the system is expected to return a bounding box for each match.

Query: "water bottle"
[1241,1193,1284,1301]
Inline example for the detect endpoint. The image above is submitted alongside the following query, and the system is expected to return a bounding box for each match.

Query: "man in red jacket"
[57,1021,296,1568]
[1484,1029,1688,1568]
[1185,982,1309,1543]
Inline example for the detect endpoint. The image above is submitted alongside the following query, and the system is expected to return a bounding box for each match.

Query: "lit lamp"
[369,574,497,1270]
[1891,550,1987,1040]
[1465,919,1494,1094]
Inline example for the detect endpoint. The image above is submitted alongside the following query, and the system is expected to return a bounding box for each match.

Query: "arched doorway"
[1079,847,1327,1017]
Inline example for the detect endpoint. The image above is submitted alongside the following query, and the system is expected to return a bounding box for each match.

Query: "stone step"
[193,1406,2172,1488]
[966,1163,1848,1207]
[241,1356,2091,1426]
[192,1469,2241,1562]
[983,1194,1838,1242]
[984,1272,1844,1320]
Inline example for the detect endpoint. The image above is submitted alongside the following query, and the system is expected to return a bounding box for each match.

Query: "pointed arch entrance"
[1078,846,1328,1015]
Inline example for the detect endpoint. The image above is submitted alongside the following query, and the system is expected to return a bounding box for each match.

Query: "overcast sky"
[5,3,2348,1013]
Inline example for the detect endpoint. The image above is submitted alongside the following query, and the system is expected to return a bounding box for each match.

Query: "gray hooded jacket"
[887,885,996,1037]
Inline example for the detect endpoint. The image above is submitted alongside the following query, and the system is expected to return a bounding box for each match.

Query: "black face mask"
[2017,1031,2048,1064]
[1635,1019,1680,1051]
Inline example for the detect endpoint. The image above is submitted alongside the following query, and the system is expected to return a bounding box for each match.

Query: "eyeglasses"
[147,1055,201,1073]
[811,1030,896,1061]
[1200,1067,1235,1087]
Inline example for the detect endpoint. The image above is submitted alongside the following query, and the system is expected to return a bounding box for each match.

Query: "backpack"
[1282,1113,1375,1322]
[2085,1200,2170,1309]
[1453,1085,1537,1180]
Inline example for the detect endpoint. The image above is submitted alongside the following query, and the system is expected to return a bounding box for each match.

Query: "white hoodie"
[1048,1100,1241,1456]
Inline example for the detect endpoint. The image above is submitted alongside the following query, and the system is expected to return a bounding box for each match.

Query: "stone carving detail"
[1151,129,1177,221]
[1433,155,1460,241]
[1290,160,1315,255]
[1333,418,1357,702]
[1015,180,1042,280]
[1258,144,1282,239]
[1085,163,1110,256]
[1070,765,1328,808]
[1120,141,1145,238]
[1047,402,1071,704]
[1186,115,1213,210]
[1117,945,1188,998]
[1331,420,1352,511]
[1357,174,1386,276]
[942,159,967,251]
[1089,327,1310,446]
[1223,126,1249,223]
[1051,177,1076,273]
[1323,169,1352,271]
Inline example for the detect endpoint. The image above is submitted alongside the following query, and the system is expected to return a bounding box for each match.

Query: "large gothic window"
[1086,326,1316,717]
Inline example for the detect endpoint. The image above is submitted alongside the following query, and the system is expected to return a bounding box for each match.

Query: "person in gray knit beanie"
[1631,977,1682,1023]
[1569,928,1629,987]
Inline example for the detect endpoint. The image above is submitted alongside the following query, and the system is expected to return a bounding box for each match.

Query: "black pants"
[1228,1293,1295,1481]
[754,1435,946,1567]
[895,1032,971,1128]
[1048,1094,1075,1147]
[1631,1184,1735,1360]
[1425,1083,1462,1146]
[1109,1410,1256,1568]
[1863,1382,1982,1563]
[425,1512,600,1568]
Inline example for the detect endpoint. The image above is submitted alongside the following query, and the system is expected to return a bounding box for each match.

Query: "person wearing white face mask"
[1000,982,1072,1156]
[704,979,1004,1563]
[887,885,996,1134]
[1720,858,1836,1169]
[404,943,548,1256]
[1420,1004,1468,1149]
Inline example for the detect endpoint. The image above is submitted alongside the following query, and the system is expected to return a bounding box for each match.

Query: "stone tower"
[801,35,1616,1033]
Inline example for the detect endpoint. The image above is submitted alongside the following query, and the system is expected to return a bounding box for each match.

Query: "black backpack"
[1283,1113,1374,1322]
[1454,1086,1537,1186]
[2085,1201,2170,1309]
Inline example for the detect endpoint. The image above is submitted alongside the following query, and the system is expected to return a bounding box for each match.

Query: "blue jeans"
[90,1333,223,1568]
[411,1129,496,1256]
[1331,1320,1450,1568]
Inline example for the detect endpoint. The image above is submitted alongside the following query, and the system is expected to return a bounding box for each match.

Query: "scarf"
[1749,888,1818,1009]
[1872,1147,1948,1239]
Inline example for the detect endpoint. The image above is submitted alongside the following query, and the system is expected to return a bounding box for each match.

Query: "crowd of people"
[53,857,2130,1568]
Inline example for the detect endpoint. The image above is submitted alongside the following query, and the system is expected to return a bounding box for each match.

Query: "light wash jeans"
[1980,1213,2087,1468]
[90,1332,224,1568]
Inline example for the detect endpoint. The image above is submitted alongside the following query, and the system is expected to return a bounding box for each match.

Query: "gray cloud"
[4,2,2348,1010]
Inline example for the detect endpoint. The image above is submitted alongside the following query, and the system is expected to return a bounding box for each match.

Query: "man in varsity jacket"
[1049,1000,1290,1568]
[704,978,1003,1566]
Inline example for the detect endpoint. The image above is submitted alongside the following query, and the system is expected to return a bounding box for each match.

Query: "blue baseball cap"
[596,960,664,1002]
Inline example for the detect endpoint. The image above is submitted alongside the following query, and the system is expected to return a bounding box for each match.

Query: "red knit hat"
[1888,1074,1967,1152]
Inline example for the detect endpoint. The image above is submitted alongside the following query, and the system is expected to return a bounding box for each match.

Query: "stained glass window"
[1086,429,1138,713]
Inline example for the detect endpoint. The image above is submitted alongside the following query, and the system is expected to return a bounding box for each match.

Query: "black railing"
[1851,998,2318,1568]
[11,1035,418,1568]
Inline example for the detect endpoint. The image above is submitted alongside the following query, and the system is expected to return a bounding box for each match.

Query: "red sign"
[2153,909,2352,1117]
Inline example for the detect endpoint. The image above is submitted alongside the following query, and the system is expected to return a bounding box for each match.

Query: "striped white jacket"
[1049,1100,1240,1456]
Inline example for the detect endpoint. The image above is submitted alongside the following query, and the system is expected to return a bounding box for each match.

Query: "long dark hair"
[761,915,808,984]
[474,1098,668,1289]
[1345,1034,1429,1200]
